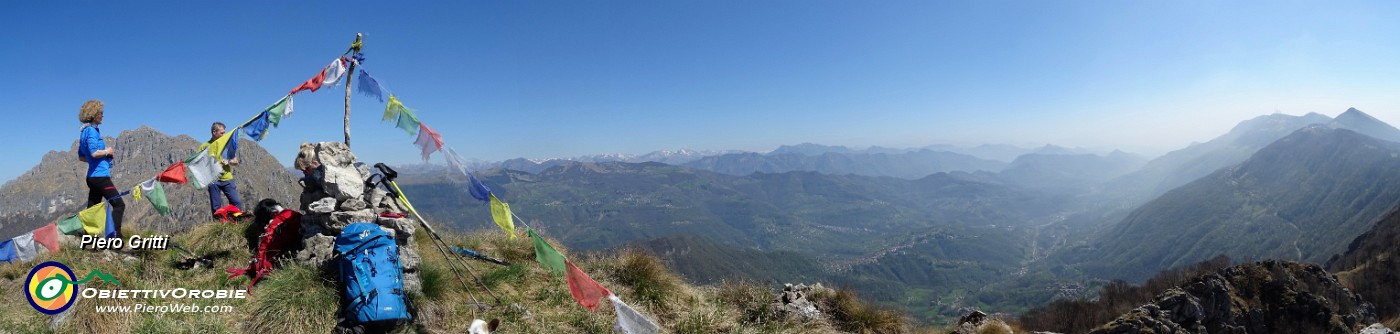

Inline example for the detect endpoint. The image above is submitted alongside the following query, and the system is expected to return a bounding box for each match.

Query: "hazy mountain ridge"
[1078,126,1400,281]
[684,150,1009,180]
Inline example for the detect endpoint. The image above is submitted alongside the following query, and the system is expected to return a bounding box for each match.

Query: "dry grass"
[811,286,910,334]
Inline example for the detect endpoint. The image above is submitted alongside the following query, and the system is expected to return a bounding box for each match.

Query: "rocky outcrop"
[773,283,825,321]
[1089,260,1376,334]
[949,310,1015,334]
[293,142,419,294]
[1361,323,1398,334]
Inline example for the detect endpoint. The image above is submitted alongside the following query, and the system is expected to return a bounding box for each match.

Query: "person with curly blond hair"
[77,99,124,239]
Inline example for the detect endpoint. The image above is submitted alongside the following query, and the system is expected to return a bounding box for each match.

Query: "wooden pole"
[344,33,362,148]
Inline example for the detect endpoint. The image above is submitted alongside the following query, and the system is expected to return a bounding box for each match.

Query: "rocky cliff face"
[1089,260,1376,334]
[0,126,299,236]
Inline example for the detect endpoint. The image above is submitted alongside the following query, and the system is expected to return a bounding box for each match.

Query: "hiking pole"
[376,163,503,305]
[451,246,511,266]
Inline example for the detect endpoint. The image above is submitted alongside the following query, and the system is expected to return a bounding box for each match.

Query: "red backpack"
[213,205,249,224]
[227,209,302,288]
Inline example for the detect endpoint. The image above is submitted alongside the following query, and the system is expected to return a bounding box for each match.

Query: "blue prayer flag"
[0,239,14,263]
[468,171,491,202]
[357,70,385,103]
[221,131,240,162]
[242,111,272,141]
[104,200,117,238]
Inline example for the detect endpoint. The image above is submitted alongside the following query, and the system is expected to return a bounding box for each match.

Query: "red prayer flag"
[33,223,60,253]
[413,123,445,161]
[566,260,612,311]
[157,161,187,184]
[290,68,327,95]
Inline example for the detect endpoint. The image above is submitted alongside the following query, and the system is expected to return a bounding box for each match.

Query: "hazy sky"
[4,1,1400,182]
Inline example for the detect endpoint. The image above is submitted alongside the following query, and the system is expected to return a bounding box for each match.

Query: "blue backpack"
[335,222,411,323]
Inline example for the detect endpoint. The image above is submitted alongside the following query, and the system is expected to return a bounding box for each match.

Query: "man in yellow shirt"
[198,122,242,218]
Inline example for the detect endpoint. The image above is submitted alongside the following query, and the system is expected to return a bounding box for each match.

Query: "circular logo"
[26,261,77,315]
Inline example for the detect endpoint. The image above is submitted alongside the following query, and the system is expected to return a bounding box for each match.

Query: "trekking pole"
[388,179,503,304]
[375,163,502,305]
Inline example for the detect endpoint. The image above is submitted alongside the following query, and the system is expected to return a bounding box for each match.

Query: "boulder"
[307,197,337,214]
[338,198,367,211]
[321,164,365,201]
[1362,324,1398,334]
[296,233,336,267]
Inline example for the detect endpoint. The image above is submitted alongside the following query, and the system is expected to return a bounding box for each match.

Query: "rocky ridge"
[1089,260,1376,334]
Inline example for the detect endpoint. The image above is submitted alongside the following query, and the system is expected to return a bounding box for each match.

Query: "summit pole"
[343,33,362,148]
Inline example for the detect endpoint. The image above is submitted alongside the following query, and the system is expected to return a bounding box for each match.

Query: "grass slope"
[0,222,937,333]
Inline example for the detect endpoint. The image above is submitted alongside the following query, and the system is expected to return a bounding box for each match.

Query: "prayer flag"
[132,184,142,201]
[530,229,566,275]
[140,179,171,216]
[489,194,515,240]
[13,232,37,262]
[322,58,348,88]
[396,108,420,136]
[384,95,408,121]
[413,123,444,161]
[357,70,385,103]
[0,240,14,263]
[290,67,326,95]
[78,202,106,236]
[267,95,293,126]
[186,148,223,188]
[104,201,116,238]
[243,111,272,141]
[566,260,611,311]
[57,214,83,235]
[158,161,187,184]
[225,130,245,162]
[33,223,60,253]
[468,171,491,203]
[611,295,660,334]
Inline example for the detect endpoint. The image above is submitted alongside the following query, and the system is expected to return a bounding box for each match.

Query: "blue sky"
[4,1,1400,182]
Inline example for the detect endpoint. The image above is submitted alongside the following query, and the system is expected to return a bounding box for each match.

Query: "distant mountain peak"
[1329,107,1400,143]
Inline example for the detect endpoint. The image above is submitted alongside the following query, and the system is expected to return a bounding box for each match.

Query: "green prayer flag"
[396,108,420,136]
[141,179,171,216]
[57,214,84,235]
[531,229,566,276]
[267,95,292,127]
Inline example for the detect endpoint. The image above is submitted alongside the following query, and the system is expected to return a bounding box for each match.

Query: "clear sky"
[4,1,1400,182]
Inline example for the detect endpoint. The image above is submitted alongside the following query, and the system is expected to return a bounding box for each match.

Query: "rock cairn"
[292,142,422,294]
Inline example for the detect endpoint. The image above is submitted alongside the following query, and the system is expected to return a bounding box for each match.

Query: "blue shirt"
[79,126,112,177]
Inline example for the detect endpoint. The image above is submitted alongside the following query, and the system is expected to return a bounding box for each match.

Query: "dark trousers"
[85,177,124,238]
[208,179,242,215]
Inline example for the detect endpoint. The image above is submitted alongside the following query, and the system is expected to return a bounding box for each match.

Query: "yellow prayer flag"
[489,193,515,240]
[78,202,107,236]
[207,130,236,158]
[132,185,143,201]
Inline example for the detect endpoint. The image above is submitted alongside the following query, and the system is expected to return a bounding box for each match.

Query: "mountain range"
[1069,126,1400,281]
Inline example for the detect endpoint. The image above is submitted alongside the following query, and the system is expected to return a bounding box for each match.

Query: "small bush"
[609,249,690,316]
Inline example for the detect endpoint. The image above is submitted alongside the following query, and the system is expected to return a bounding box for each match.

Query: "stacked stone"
[292,142,422,294]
